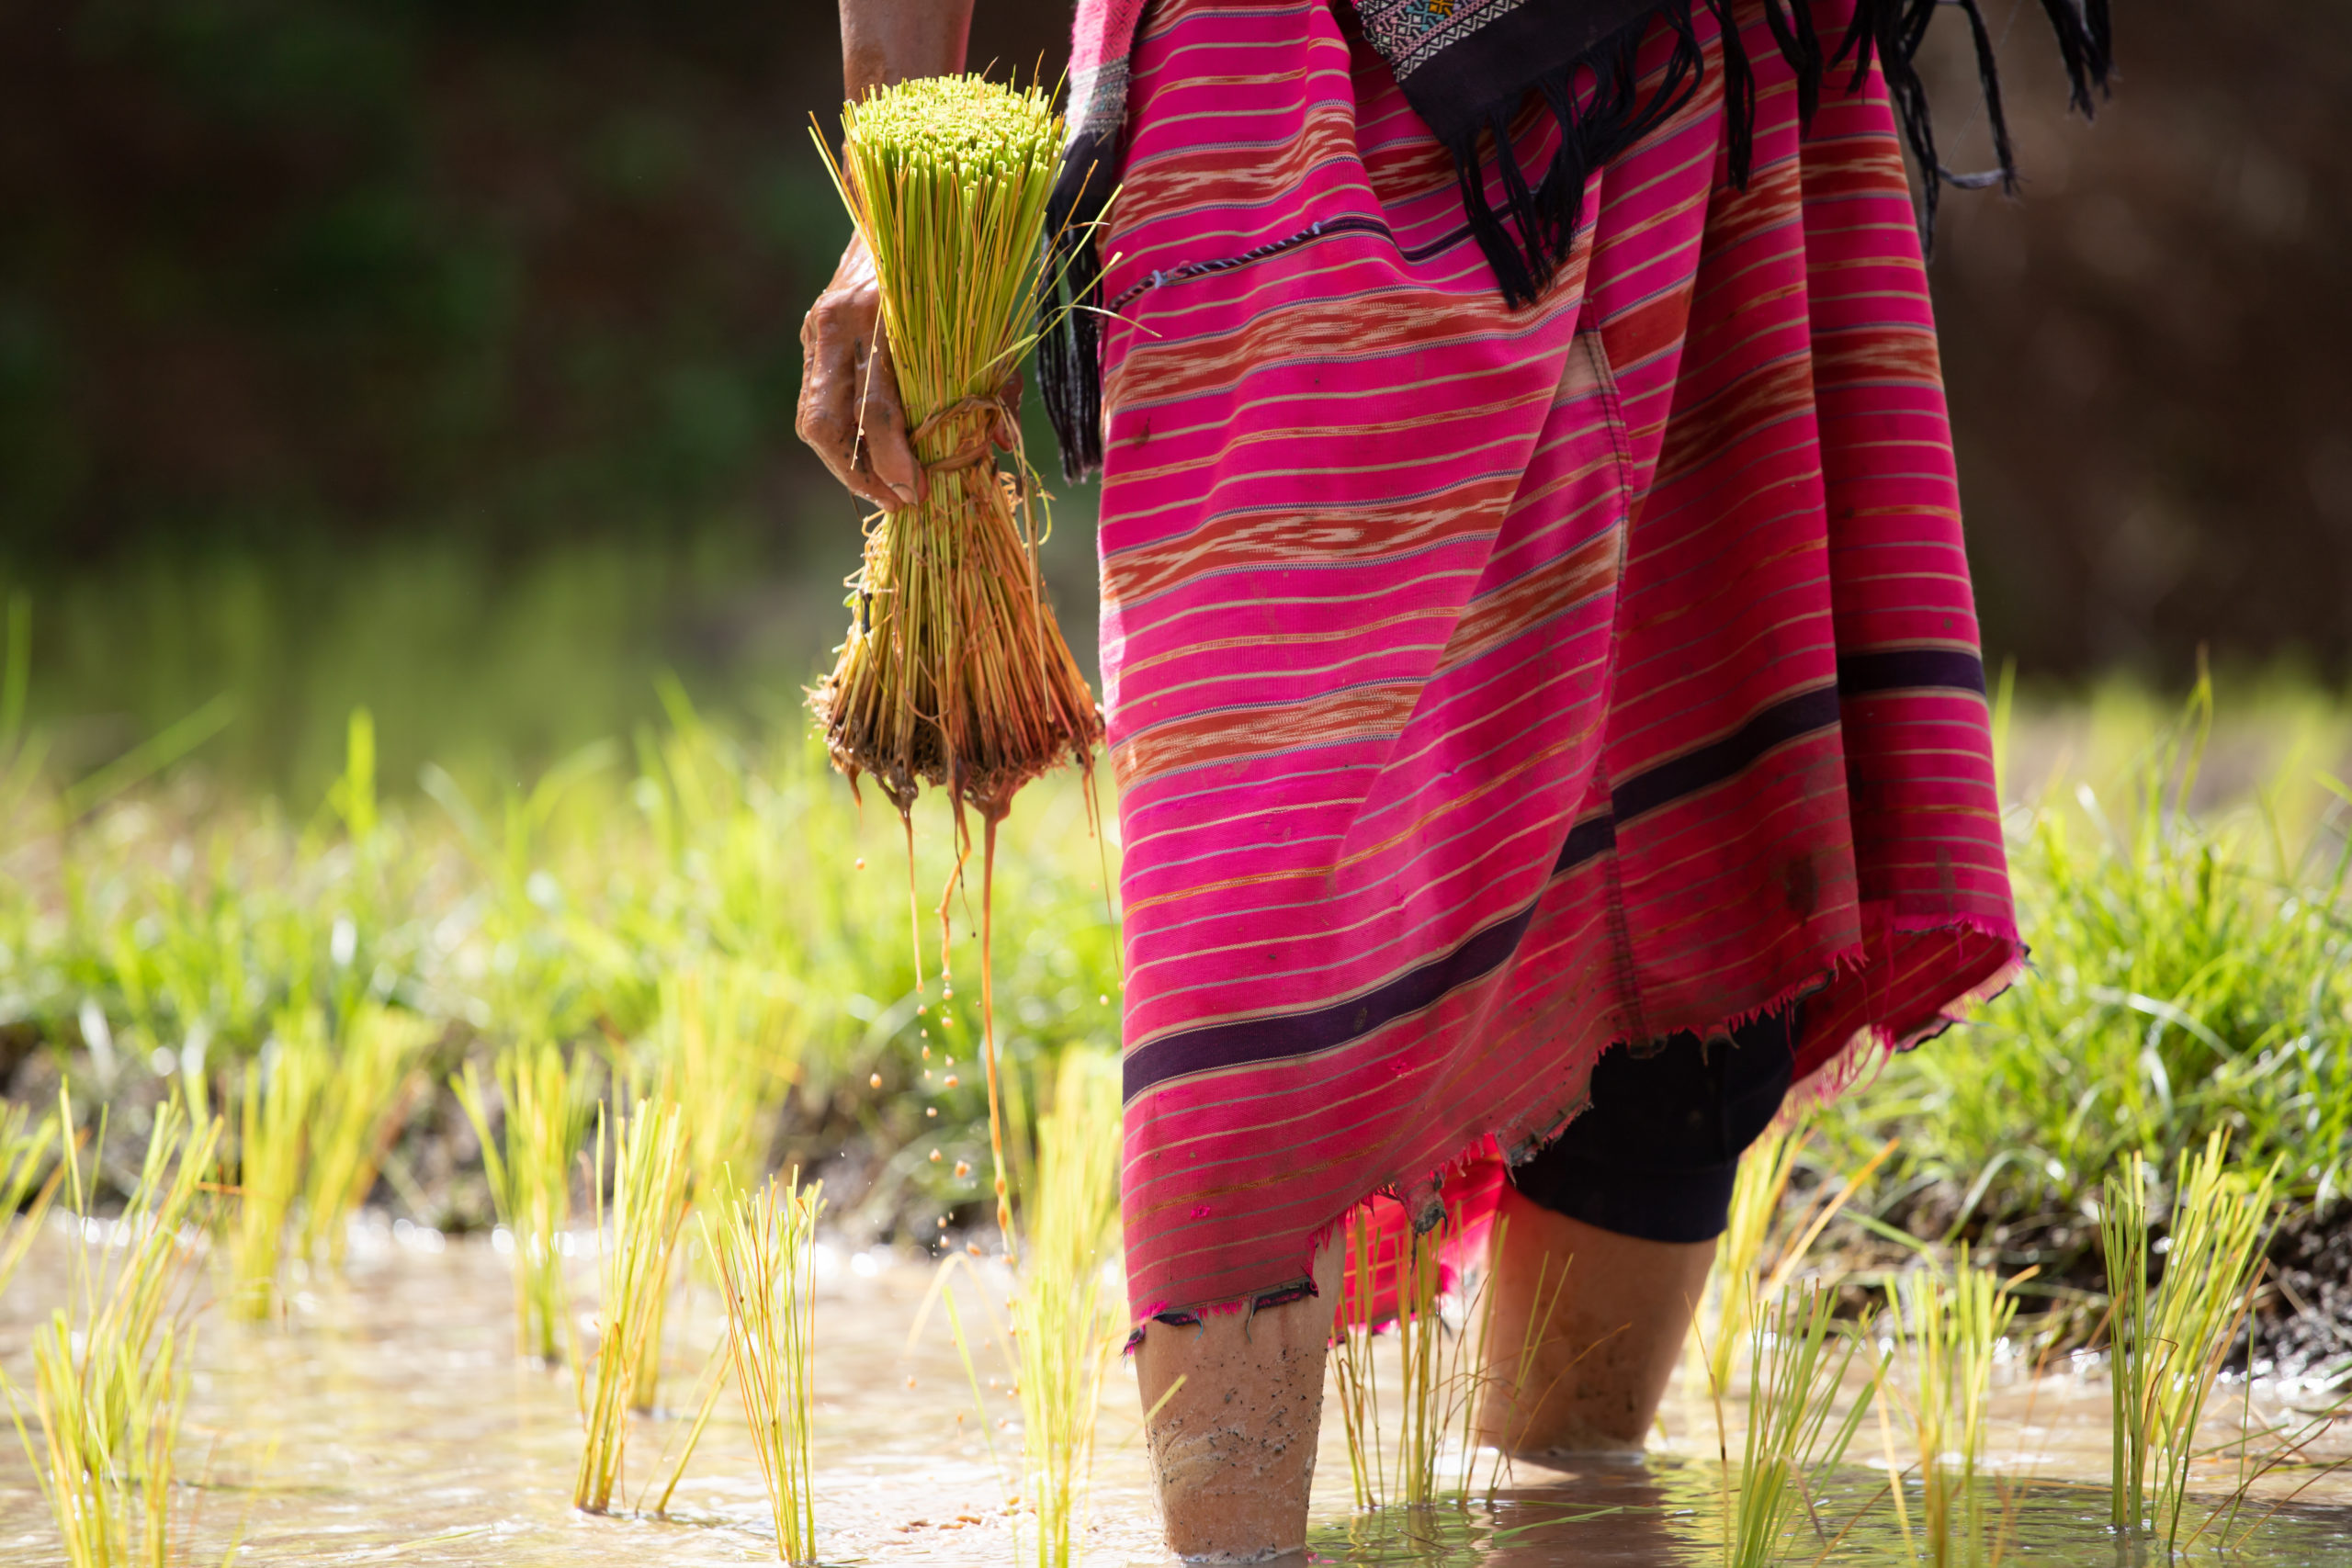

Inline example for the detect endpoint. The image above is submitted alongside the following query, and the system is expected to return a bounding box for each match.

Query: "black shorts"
[1507,1005,1798,1245]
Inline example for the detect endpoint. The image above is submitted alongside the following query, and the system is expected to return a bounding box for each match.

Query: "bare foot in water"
[1476,1184,1715,1457]
[1135,1239,1343,1563]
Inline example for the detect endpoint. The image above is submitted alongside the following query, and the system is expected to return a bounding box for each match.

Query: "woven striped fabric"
[1097,0,2020,1325]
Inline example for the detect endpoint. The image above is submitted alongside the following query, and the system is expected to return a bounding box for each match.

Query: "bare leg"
[1135,1239,1343,1563]
[1476,1183,1715,1456]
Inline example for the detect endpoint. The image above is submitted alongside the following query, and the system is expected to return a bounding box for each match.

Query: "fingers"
[857,328,925,508]
[796,237,919,513]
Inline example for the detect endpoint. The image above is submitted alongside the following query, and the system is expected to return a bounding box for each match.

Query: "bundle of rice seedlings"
[1329,1203,1498,1511]
[227,1013,326,1321]
[456,1043,599,1363]
[2100,1134,2277,1547]
[6,1094,227,1568]
[1722,1282,1878,1568]
[808,74,1100,825]
[575,1098,691,1513]
[1878,1247,2019,1568]
[300,1004,435,1269]
[0,1097,64,1296]
[1011,1051,1123,1568]
[704,1167,827,1563]
[810,74,1105,1259]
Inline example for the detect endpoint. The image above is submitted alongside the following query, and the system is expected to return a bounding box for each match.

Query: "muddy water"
[2,1227,2347,1566]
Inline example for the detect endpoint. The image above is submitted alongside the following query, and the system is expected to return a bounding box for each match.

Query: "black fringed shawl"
[1037,0,2112,482]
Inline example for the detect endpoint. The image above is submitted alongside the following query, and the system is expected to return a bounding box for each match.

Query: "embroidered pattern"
[1355,0,1533,77]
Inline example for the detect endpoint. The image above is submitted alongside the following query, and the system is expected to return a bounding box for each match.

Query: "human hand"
[797,232,925,512]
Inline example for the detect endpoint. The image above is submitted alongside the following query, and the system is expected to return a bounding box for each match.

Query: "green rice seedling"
[5,1094,227,1568]
[2100,1132,2277,1546]
[300,1003,435,1269]
[1329,1202,1499,1511]
[0,1097,65,1296]
[1721,1281,1878,1568]
[575,1098,691,1513]
[226,1012,327,1320]
[653,963,797,1209]
[1012,1048,1123,1568]
[455,1043,598,1363]
[1697,1129,1893,1398]
[1879,1248,2019,1568]
[703,1166,827,1562]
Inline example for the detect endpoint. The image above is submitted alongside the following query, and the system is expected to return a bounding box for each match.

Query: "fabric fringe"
[1039,0,2114,480]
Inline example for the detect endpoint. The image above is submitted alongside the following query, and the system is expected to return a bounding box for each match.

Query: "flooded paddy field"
[5,1225,2348,1567]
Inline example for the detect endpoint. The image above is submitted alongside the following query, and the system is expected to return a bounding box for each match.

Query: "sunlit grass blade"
[0,1097,66,1297]
[704,1164,826,1562]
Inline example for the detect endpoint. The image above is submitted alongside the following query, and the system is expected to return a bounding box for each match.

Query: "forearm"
[841,0,975,100]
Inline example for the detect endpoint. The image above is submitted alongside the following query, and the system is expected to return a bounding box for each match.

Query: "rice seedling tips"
[2100,1132,2278,1547]
[704,1165,827,1563]
[455,1043,598,1364]
[575,1097,691,1514]
[0,1096,67,1297]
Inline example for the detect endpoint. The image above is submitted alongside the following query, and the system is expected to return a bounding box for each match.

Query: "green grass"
[456,1042,600,1363]
[1720,1281,1877,1568]
[575,1097,691,1513]
[1820,677,2351,1281]
[1875,1249,2021,1567]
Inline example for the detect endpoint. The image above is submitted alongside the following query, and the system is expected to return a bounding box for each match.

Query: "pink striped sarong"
[1098,0,2021,1325]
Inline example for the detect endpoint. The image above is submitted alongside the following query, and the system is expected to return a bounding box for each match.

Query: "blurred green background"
[1,0,2346,795]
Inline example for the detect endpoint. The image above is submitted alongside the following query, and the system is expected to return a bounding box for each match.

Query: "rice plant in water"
[1329,1202,1498,1510]
[1722,1281,1878,1568]
[2100,1132,2277,1546]
[1878,1248,2019,1568]
[456,1043,598,1363]
[300,1003,435,1269]
[705,1166,826,1563]
[5,1095,226,1568]
[1011,1050,1123,1568]
[226,1013,325,1320]
[575,1098,691,1513]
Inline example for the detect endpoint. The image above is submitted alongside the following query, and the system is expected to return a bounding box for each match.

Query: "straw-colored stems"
[300,1004,434,1269]
[1724,1281,1877,1568]
[0,1096,65,1296]
[2100,1133,2276,1546]
[456,1043,596,1363]
[704,1167,826,1563]
[575,1099,690,1513]
[1013,1050,1122,1568]
[228,1016,325,1321]
[1881,1247,2018,1568]
[4,1092,223,1568]
[1329,1203,1496,1511]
